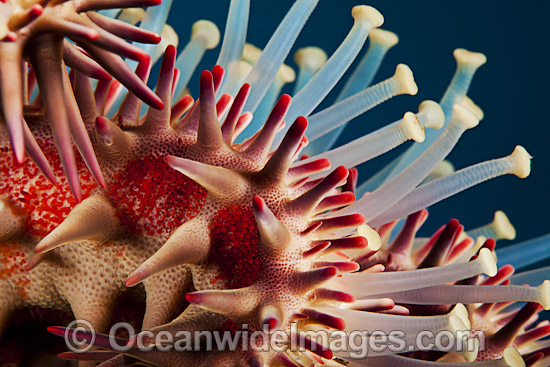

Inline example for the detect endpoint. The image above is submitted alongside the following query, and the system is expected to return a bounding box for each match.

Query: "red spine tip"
[292,313,309,320]
[299,335,333,360]
[89,31,100,40]
[152,33,162,44]
[126,335,138,347]
[13,152,24,166]
[342,261,360,272]
[325,315,346,330]
[125,270,146,287]
[338,293,355,303]
[263,317,279,332]
[351,213,366,224]
[211,65,225,91]
[482,238,496,252]
[356,236,368,248]
[200,70,214,88]
[185,293,201,304]
[319,158,331,167]
[29,4,44,18]
[447,218,460,228]
[322,266,339,278]
[334,165,349,178]
[279,94,292,105]
[164,44,177,58]
[253,196,264,211]
[294,116,309,130]
[47,326,65,337]
[211,65,225,79]
[152,100,165,111]
[95,116,109,135]
[5,32,17,42]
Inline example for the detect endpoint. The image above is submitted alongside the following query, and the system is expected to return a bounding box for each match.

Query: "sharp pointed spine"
[290,166,348,216]
[295,266,339,293]
[195,70,224,149]
[34,195,119,254]
[185,287,259,318]
[252,196,292,251]
[126,217,211,286]
[166,156,246,198]
[260,117,308,182]
[144,44,177,127]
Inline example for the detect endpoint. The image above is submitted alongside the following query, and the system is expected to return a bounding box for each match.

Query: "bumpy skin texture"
[0,0,163,202]
[0,42,360,365]
[0,56,228,325]
[0,73,195,336]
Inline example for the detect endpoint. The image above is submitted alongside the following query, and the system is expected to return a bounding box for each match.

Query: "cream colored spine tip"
[357,224,382,251]
[352,5,384,28]
[502,348,526,367]
[160,25,178,48]
[418,100,445,129]
[452,104,480,130]
[244,43,295,83]
[492,210,516,240]
[191,20,220,49]
[537,280,550,310]
[294,47,328,72]
[277,63,296,84]
[368,28,399,48]
[242,43,262,64]
[117,8,146,25]
[459,95,484,120]
[393,64,418,95]
[401,112,425,143]
[478,247,498,277]
[337,224,381,262]
[508,145,532,179]
[236,61,254,79]
[454,48,487,68]
[429,160,456,180]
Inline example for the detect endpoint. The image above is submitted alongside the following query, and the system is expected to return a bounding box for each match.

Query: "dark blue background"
[167,1,550,245]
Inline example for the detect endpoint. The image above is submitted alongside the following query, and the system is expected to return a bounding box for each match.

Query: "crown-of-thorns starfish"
[1,1,550,366]
[0,41,366,366]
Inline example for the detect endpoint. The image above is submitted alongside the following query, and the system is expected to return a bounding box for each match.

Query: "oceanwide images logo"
[63,320,484,359]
